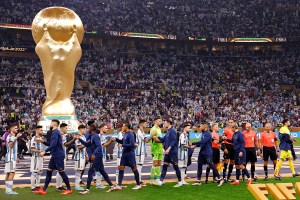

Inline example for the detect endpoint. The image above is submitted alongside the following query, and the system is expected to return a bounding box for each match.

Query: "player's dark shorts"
[263,146,277,161]
[212,148,220,164]
[234,150,246,165]
[245,147,257,163]
[120,155,136,167]
[90,157,105,171]
[163,153,178,165]
[48,156,65,171]
[187,148,194,166]
[223,144,235,160]
[198,155,213,165]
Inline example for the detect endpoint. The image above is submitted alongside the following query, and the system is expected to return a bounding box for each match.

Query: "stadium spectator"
[0,0,299,39]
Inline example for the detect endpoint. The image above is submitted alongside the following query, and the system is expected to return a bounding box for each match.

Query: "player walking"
[77,125,115,194]
[191,122,224,187]
[153,119,182,187]
[230,123,253,186]
[274,119,300,180]
[35,120,73,195]
[96,124,111,189]
[111,123,142,191]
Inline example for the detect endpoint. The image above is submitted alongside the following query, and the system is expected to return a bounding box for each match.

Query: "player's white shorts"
[5,161,16,173]
[103,157,106,167]
[75,158,85,171]
[117,157,121,166]
[178,159,188,168]
[30,156,43,172]
[135,155,145,165]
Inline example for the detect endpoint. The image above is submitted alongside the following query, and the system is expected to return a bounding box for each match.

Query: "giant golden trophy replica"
[32,7,84,133]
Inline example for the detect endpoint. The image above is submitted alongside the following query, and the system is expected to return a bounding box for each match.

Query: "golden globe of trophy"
[32,7,84,133]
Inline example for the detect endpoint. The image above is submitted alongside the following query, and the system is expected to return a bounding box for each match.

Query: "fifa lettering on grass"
[248,182,300,200]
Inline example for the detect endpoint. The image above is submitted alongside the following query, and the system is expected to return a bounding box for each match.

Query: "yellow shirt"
[279,126,290,135]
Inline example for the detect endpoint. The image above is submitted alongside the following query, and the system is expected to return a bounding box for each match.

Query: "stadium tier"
[0,31,299,129]
[0,0,300,39]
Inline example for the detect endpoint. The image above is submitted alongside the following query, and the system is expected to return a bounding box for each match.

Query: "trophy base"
[39,115,79,134]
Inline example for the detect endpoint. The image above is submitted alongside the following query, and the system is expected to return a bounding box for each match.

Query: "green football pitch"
[1,140,299,199]
[1,178,300,200]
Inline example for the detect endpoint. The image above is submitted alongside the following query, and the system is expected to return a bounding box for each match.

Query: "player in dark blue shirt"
[230,123,253,186]
[112,123,141,191]
[35,119,72,195]
[77,124,115,194]
[191,122,224,186]
[84,120,95,159]
[152,118,182,187]
[79,120,95,186]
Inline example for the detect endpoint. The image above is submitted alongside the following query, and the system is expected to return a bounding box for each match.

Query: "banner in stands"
[215,38,286,42]
[229,38,275,42]
[105,31,177,40]
[0,46,28,52]
[188,37,207,41]
[0,23,98,35]
[0,23,31,30]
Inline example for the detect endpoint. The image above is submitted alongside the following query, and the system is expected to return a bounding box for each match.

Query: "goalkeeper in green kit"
[149,117,163,185]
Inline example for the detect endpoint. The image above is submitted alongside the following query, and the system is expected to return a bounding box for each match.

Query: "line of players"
[3,117,299,195]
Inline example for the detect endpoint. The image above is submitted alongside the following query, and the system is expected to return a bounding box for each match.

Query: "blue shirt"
[158,127,178,154]
[192,130,212,156]
[84,130,92,157]
[116,131,135,157]
[233,131,245,153]
[278,133,292,151]
[278,127,293,151]
[80,132,103,159]
[44,129,64,158]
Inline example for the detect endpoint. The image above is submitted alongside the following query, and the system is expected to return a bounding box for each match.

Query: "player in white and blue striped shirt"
[30,126,44,192]
[5,123,22,195]
[135,119,152,186]
[116,129,124,186]
[74,125,87,191]
[178,123,191,185]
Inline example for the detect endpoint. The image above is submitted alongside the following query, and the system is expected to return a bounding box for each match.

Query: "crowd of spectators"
[0,46,299,129]
[0,0,299,39]
[77,49,300,90]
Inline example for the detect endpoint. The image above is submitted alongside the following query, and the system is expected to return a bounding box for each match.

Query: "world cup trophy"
[32,7,84,133]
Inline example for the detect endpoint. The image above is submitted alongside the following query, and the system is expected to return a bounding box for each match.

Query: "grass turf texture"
[1,178,300,200]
